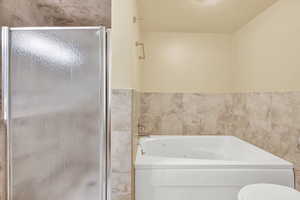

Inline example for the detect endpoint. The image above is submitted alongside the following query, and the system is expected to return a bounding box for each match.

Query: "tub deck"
[135,136,294,200]
[135,136,293,170]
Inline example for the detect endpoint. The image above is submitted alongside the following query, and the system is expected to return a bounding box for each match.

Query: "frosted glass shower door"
[2,27,109,200]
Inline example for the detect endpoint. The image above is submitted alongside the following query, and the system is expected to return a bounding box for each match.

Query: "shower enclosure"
[1,27,111,200]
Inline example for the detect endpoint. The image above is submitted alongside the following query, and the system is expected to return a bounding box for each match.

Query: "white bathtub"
[135,136,295,200]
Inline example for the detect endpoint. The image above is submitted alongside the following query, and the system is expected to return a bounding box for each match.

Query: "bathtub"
[135,136,294,200]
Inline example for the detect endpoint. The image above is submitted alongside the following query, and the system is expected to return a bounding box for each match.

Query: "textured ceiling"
[138,0,278,33]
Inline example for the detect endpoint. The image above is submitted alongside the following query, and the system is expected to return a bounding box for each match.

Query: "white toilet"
[238,184,300,200]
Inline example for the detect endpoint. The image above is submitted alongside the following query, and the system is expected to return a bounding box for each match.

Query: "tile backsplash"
[1,89,299,199]
[0,122,5,200]
[138,91,300,190]
[111,89,133,200]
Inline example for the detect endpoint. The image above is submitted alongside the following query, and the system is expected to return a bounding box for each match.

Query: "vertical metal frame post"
[1,26,111,200]
[2,26,11,200]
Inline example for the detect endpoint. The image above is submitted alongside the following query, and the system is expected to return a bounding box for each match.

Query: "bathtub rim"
[135,135,294,170]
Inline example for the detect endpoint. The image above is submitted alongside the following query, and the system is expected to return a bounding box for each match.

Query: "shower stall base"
[135,136,294,200]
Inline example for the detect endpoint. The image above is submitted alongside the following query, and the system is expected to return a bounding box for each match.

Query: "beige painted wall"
[139,0,300,93]
[111,0,141,90]
[233,0,300,92]
[140,32,234,93]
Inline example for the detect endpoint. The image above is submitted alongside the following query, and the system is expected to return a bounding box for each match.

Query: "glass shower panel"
[8,28,106,200]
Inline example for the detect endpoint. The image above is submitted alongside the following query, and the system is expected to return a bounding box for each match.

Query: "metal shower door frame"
[1,26,111,200]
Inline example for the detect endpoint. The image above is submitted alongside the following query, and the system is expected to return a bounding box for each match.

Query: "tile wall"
[1,89,299,200]
[0,89,133,200]
[0,120,5,200]
[138,91,300,190]
[111,89,133,200]
[0,0,111,27]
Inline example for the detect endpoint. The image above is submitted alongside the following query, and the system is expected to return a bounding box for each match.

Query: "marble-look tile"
[35,0,110,27]
[222,94,250,138]
[140,93,184,135]
[289,92,300,131]
[111,131,131,173]
[14,0,46,26]
[138,114,161,135]
[132,90,141,200]
[182,93,231,135]
[270,93,294,132]
[0,121,5,200]
[140,93,183,115]
[111,90,133,132]
[111,172,131,200]
[110,89,133,200]
[267,93,299,159]
[132,90,141,155]
[243,93,272,148]
[0,0,16,26]
[0,0,111,27]
[39,0,111,26]
[295,170,300,191]
[0,0,17,11]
